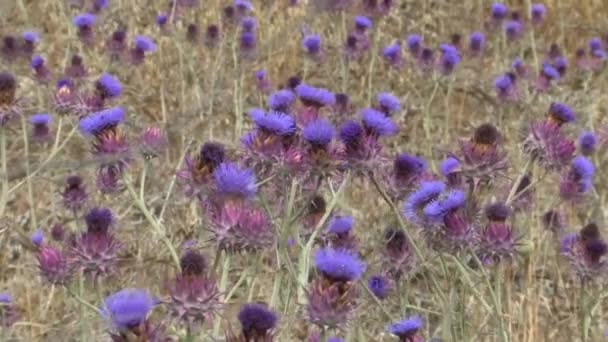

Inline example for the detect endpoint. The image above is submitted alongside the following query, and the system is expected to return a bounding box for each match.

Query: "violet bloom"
[30,55,51,82]
[267,89,295,112]
[535,62,560,90]
[239,31,256,57]
[479,202,515,262]
[387,315,424,342]
[178,142,226,195]
[440,156,461,187]
[37,245,71,284]
[405,34,422,56]
[560,223,608,280]
[334,92,351,115]
[0,293,18,327]
[72,13,96,44]
[204,25,220,47]
[295,83,335,108]
[302,34,322,59]
[578,131,596,155]
[95,72,122,101]
[491,2,508,21]
[307,247,366,328]
[368,274,389,299]
[504,20,522,41]
[21,31,39,56]
[589,37,603,52]
[139,127,167,159]
[131,35,156,64]
[234,0,253,17]
[156,13,169,29]
[91,0,109,12]
[376,92,400,116]
[65,55,87,78]
[402,180,445,224]
[512,57,528,78]
[51,223,65,241]
[459,123,506,172]
[382,41,403,67]
[29,113,51,141]
[326,215,357,250]
[213,162,257,200]
[393,153,427,189]
[255,69,272,93]
[439,50,461,75]
[303,118,335,151]
[105,29,127,57]
[241,16,256,33]
[354,15,372,33]
[468,31,485,56]
[0,72,18,124]
[62,175,87,212]
[79,106,124,136]
[522,118,576,170]
[553,56,568,76]
[237,303,278,341]
[531,3,546,25]
[361,108,398,136]
[30,228,43,246]
[101,288,156,337]
[559,155,594,200]
[494,72,518,102]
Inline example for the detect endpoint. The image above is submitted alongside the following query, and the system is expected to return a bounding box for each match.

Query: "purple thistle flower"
[480,221,515,262]
[72,13,95,43]
[241,16,256,32]
[254,69,271,93]
[553,56,568,76]
[302,34,322,58]
[405,34,422,56]
[589,37,603,52]
[361,108,398,136]
[303,118,334,149]
[494,72,518,102]
[238,303,278,341]
[338,119,364,156]
[485,202,511,222]
[559,156,594,200]
[504,20,522,41]
[522,120,575,169]
[79,106,124,136]
[440,157,460,177]
[30,54,45,70]
[491,2,508,20]
[21,31,38,56]
[95,73,122,100]
[354,15,372,32]
[560,224,608,279]
[536,62,560,90]
[387,315,423,341]
[548,102,575,126]
[139,127,167,159]
[37,245,71,284]
[205,25,220,47]
[105,29,127,56]
[101,288,156,332]
[51,223,65,241]
[531,3,546,25]
[267,90,295,112]
[393,153,427,188]
[250,109,295,136]
[62,176,87,211]
[327,337,344,342]
[156,13,168,27]
[423,190,465,222]
[30,228,43,246]
[314,247,366,282]
[213,162,257,199]
[327,215,353,234]
[134,35,156,52]
[29,113,51,140]
[180,250,208,276]
[440,51,461,74]
[207,201,274,251]
[402,181,445,224]
[85,207,114,233]
[92,0,109,12]
[0,292,18,327]
[376,92,400,115]
[295,83,335,108]
[368,274,389,299]
[469,31,485,55]
[239,31,256,55]
[578,131,596,155]
[382,41,403,67]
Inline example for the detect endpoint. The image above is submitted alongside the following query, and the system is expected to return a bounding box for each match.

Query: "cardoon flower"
[387,315,424,342]
[241,17,256,33]
[131,35,156,64]
[156,13,169,29]
[70,207,122,277]
[267,90,294,112]
[480,202,515,262]
[354,15,372,33]
[0,293,18,327]
[439,51,461,74]
[382,41,403,67]
[531,3,546,25]
[512,57,528,78]
[72,13,96,44]
[327,215,353,235]
[249,109,296,136]
[325,215,357,250]
[307,248,366,328]
[255,70,271,93]
[234,0,253,16]
[65,54,87,78]
[361,108,398,136]
[303,118,334,150]
[376,92,400,116]
[204,25,220,47]
[459,123,506,171]
[295,83,335,108]
[402,181,445,224]
[523,116,575,170]
[440,157,461,186]
[213,162,257,200]
[95,72,122,101]
[1,36,19,62]
[21,31,39,56]
[469,31,485,55]
[167,250,220,328]
[29,113,51,141]
[240,31,256,57]
[37,245,71,284]
[405,34,422,56]
[178,142,226,193]
[186,23,200,43]
[382,227,416,279]
[393,153,427,188]
[62,175,87,211]
[101,288,156,338]
[139,127,167,159]
[547,102,575,126]
[560,223,608,280]
[559,156,594,200]
[491,2,508,21]
[553,56,568,76]
[30,229,43,246]
[237,303,278,341]
[30,55,51,81]
[423,190,465,223]
[51,223,65,241]
[589,37,603,52]
[494,72,518,102]
[368,274,389,299]
[79,106,124,136]
[535,62,560,90]
[578,131,596,155]
[302,34,322,59]
[92,0,108,12]
[105,29,127,57]
[504,20,522,41]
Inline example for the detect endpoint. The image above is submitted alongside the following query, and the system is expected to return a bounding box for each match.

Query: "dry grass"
[1,0,608,341]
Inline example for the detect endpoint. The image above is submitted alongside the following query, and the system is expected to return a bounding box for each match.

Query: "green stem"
[471,254,508,342]
[213,253,231,336]
[0,127,7,216]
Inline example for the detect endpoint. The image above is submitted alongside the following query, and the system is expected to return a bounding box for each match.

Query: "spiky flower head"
[469,31,485,54]
[139,127,167,159]
[405,34,422,55]
[382,41,403,66]
[531,3,546,24]
[51,223,65,241]
[504,20,522,40]
[387,315,423,342]
[589,37,603,52]
[578,131,596,155]
[302,34,321,56]
[368,274,389,299]
[327,215,353,234]
[178,142,226,193]
[101,288,156,332]
[0,292,18,327]
[303,118,334,149]
[241,16,256,32]
[85,207,114,233]
[376,92,400,115]
[213,162,257,200]
[361,108,398,136]
[180,250,208,277]
[22,31,39,43]
[393,153,427,188]
[237,303,278,341]
[29,113,51,140]
[560,223,608,280]
[559,156,594,200]
[491,2,507,20]
[79,107,124,136]
[295,83,336,108]
[62,175,87,211]
[95,73,122,100]
[134,35,156,52]
[402,181,445,224]
[547,102,575,126]
[522,119,575,170]
[267,90,295,112]
[354,15,372,31]
[423,190,466,223]
[485,202,511,222]
[439,50,461,74]
[494,73,517,101]
[314,247,366,283]
[37,245,71,284]
[73,13,95,28]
